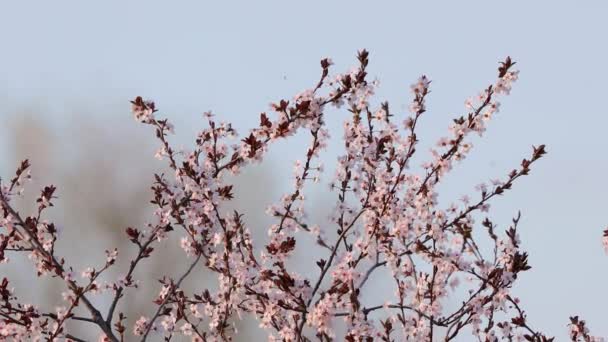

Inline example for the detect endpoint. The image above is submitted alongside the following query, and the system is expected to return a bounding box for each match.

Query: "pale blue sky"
[1,1,607,339]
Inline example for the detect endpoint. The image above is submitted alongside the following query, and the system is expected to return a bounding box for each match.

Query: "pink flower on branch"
[0,50,602,341]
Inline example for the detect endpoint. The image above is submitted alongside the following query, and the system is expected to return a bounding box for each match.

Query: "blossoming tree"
[0,51,602,341]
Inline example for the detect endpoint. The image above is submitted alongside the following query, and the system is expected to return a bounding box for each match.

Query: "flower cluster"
[0,51,603,341]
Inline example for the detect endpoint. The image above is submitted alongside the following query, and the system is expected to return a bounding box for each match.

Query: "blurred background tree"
[1,108,284,340]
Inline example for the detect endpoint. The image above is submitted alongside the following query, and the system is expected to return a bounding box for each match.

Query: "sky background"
[1,1,607,340]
